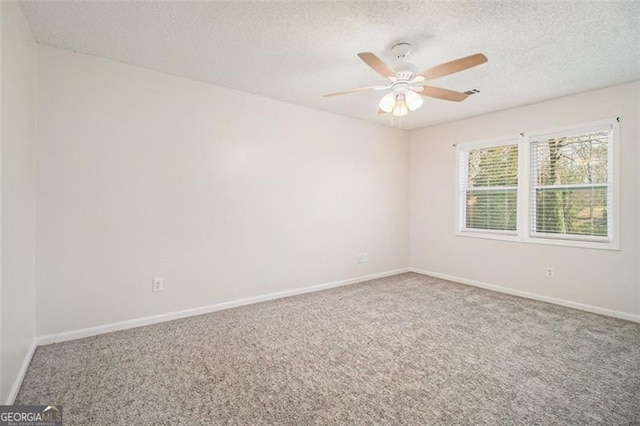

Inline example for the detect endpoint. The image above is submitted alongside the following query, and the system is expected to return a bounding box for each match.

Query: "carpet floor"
[17,273,640,424]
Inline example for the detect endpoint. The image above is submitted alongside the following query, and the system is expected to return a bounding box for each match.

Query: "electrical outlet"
[545,267,554,279]
[358,252,368,264]
[152,277,164,292]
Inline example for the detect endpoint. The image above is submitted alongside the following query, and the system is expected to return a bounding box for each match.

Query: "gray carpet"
[17,273,640,424]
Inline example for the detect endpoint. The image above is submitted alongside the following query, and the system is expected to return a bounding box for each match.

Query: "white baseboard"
[38,268,410,346]
[5,338,37,405]
[409,268,640,323]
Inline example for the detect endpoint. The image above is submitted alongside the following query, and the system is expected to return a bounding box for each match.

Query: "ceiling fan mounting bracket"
[391,42,412,59]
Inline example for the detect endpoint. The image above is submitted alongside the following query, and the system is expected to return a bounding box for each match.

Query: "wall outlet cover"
[152,277,164,292]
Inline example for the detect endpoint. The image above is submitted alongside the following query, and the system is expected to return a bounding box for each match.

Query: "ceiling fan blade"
[322,85,381,97]
[420,53,488,81]
[420,85,469,102]
[357,52,396,78]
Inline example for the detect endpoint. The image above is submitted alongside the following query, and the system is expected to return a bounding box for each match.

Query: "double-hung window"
[529,126,613,242]
[459,139,519,235]
[457,119,618,250]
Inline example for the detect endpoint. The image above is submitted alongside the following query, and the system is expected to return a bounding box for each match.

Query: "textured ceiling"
[19,1,640,130]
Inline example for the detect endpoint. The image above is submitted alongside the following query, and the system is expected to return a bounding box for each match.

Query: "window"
[530,127,612,242]
[459,140,518,234]
[456,119,619,250]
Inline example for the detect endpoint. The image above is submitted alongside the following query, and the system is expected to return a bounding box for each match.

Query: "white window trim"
[455,118,620,251]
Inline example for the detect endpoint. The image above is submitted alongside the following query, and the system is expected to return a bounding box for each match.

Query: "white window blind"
[530,125,612,241]
[461,143,518,233]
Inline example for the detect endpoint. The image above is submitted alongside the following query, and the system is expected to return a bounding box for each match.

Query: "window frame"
[455,118,620,251]
[456,136,520,240]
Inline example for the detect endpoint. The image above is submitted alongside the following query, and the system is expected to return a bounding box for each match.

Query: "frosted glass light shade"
[405,89,423,111]
[378,92,396,113]
[392,95,408,117]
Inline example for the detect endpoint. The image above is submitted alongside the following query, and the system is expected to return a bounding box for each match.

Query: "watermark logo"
[0,405,62,426]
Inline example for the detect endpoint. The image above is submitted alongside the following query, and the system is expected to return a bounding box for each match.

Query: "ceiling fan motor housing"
[395,69,416,81]
[391,43,418,81]
[392,82,410,92]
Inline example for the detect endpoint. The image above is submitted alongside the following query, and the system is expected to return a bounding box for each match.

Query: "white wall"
[410,82,640,317]
[35,45,409,336]
[0,1,37,403]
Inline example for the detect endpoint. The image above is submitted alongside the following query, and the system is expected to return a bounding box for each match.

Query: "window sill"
[455,230,620,251]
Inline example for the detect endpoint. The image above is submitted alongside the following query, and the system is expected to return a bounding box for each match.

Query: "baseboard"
[409,268,640,323]
[5,338,38,405]
[38,268,410,346]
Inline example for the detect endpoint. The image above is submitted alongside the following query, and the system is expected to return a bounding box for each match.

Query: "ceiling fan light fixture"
[378,92,396,113]
[324,46,487,120]
[392,94,408,117]
[405,89,424,111]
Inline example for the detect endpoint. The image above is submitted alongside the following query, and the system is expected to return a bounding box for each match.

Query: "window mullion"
[518,133,529,240]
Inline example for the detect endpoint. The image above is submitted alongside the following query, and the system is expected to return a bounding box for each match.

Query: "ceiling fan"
[323,42,487,117]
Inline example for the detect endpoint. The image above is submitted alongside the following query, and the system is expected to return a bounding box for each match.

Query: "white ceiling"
[19,1,640,130]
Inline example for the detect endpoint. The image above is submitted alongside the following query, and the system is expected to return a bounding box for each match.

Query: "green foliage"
[536,188,607,236]
[466,189,517,231]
